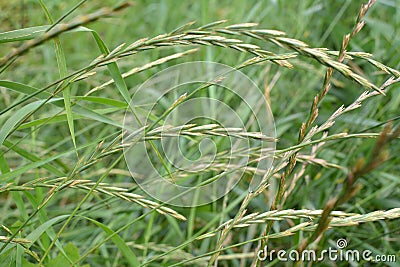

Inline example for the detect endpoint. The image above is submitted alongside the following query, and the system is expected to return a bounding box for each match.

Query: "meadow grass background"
[0,0,399,266]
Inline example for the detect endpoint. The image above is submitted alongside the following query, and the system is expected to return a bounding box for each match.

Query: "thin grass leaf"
[39,0,77,153]
[0,152,10,174]
[3,140,65,177]
[73,106,124,128]
[0,152,69,184]
[0,25,95,44]
[16,244,23,267]
[0,26,50,43]
[17,114,77,130]
[0,215,69,255]
[74,96,128,108]
[91,32,131,104]
[84,217,140,267]
[45,0,89,32]
[0,3,131,70]
[0,81,124,128]
[0,101,45,146]
[0,81,50,98]
[0,132,111,183]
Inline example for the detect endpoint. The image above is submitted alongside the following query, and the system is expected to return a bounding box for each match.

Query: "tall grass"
[0,0,399,266]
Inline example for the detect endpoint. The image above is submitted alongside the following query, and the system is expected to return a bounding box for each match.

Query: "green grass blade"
[0,81,124,128]
[74,96,128,108]
[45,0,89,32]
[15,244,23,267]
[0,80,50,98]
[39,0,77,154]
[0,26,49,43]
[0,152,67,184]
[3,140,65,177]
[25,215,69,247]
[0,215,69,255]
[0,80,127,108]
[0,141,29,265]
[17,106,125,130]
[0,151,10,174]
[0,101,44,146]
[0,26,94,44]
[73,106,124,128]
[90,32,131,104]
[24,193,73,264]
[0,135,108,183]
[84,217,140,267]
